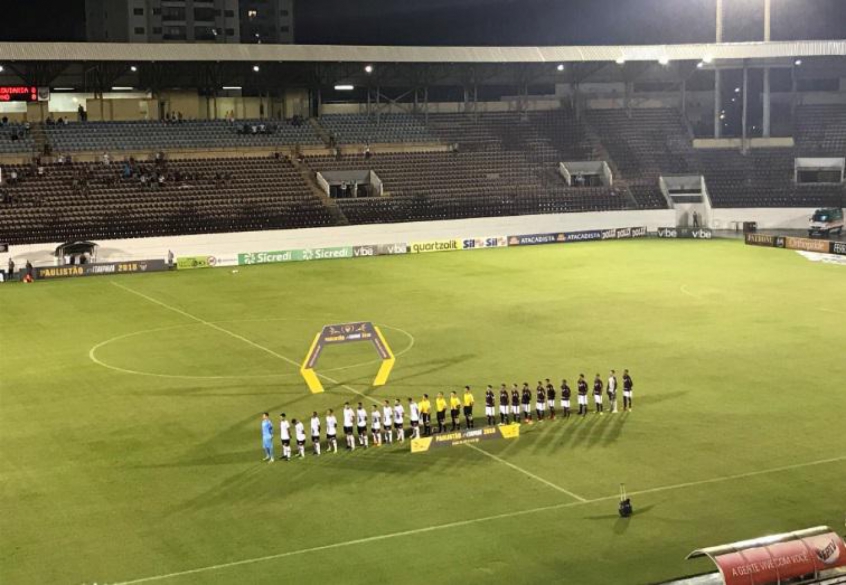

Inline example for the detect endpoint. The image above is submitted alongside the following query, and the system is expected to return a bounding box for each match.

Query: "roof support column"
[714,69,722,139]
[762,66,771,137]
[741,62,749,151]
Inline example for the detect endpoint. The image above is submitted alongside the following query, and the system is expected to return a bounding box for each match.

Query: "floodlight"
[130,65,138,72]
[734,87,741,93]
[222,86,242,90]
[794,59,802,66]
[702,55,713,64]
[111,86,134,91]
[364,64,374,74]
[556,64,565,71]
[697,62,705,69]
[658,56,669,66]
[615,57,626,65]
[253,65,260,72]
[0,65,4,72]
[334,85,354,91]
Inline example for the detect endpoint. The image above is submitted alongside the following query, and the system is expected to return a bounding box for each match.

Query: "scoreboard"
[0,87,39,102]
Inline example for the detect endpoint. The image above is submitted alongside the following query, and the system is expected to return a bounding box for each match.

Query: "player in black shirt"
[499,384,510,424]
[577,374,588,416]
[535,382,546,421]
[545,378,556,419]
[622,369,634,412]
[521,383,533,423]
[593,374,604,414]
[561,379,572,418]
[510,385,521,423]
[484,385,496,426]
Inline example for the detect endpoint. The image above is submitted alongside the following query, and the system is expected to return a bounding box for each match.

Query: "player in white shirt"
[356,403,369,448]
[393,399,405,442]
[293,418,306,458]
[310,412,321,456]
[382,401,394,444]
[325,409,338,453]
[342,402,356,451]
[370,405,382,445]
[408,397,420,439]
[279,413,292,461]
[607,370,618,414]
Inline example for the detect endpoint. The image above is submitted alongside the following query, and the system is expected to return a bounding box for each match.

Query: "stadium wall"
[3,210,675,268]
[710,207,823,230]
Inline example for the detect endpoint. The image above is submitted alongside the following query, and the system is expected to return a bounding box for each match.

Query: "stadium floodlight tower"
[714,0,775,138]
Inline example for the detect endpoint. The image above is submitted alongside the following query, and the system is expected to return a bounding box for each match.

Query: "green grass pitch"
[2,238,845,585]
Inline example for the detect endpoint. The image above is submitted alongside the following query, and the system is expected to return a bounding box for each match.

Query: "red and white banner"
[714,531,846,585]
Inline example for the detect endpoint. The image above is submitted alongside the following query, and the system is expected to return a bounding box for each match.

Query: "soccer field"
[2,238,845,585]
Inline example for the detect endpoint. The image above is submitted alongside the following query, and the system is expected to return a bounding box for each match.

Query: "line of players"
[260,369,634,462]
[484,369,635,429]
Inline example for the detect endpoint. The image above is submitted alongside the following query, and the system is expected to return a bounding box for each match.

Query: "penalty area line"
[112,454,846,584]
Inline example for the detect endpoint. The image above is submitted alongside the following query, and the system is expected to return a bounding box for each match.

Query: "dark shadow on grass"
[586,414,614,449]
[584,503,656,535]
[601,414,627,447]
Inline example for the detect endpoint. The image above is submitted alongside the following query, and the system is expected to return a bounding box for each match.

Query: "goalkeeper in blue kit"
[261,412,274,462]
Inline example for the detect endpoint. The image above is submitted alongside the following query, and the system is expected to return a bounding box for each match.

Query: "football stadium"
[1,1,845,584]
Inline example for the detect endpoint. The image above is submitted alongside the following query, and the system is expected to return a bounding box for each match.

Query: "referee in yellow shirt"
[449,391,461,431]
[436,392,448,433]
[462,386,475,429]
[420,394,432,436]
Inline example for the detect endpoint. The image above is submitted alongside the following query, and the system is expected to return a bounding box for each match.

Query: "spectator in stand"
[102,152,111,166]
[8,170,17,185]
[0,116,7,126]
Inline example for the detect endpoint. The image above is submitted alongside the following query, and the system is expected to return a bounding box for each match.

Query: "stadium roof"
[1,40,845,64]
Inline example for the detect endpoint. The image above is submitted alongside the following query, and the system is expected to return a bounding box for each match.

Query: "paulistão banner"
[410,423,520,453]
[35,259,169,279]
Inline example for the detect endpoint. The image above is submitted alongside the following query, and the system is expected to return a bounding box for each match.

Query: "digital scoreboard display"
[0,87,39,103]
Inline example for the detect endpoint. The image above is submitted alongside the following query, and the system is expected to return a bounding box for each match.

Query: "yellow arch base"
[300,325,396,393]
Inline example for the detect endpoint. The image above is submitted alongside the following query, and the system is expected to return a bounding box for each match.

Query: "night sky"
[1,0,844,45]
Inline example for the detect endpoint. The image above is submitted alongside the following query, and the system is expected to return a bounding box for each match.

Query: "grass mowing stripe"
[113,498,590,585]
[110,281,585,500]
[112,454,846,584]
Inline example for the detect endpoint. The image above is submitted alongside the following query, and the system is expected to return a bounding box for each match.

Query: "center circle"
[89,318,415,380]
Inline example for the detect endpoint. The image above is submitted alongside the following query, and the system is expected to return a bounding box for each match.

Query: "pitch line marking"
[465,443,588,502]
[112,454,846,585]
[679,284,703,300]
[110,282,582,500]
[87,319,415,381]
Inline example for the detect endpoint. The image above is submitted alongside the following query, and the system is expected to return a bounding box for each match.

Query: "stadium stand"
[319,113,435,145]
[44,119,323,154]
[586,108,697,209]
[699,148,845,208]
[306,110,633,225]
[4,103,846,243]
[794,104,846,156]
[0,123,36,154]
[0,156,335,245]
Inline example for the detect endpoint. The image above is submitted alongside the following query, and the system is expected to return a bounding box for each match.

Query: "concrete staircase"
[288,155,349,225]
